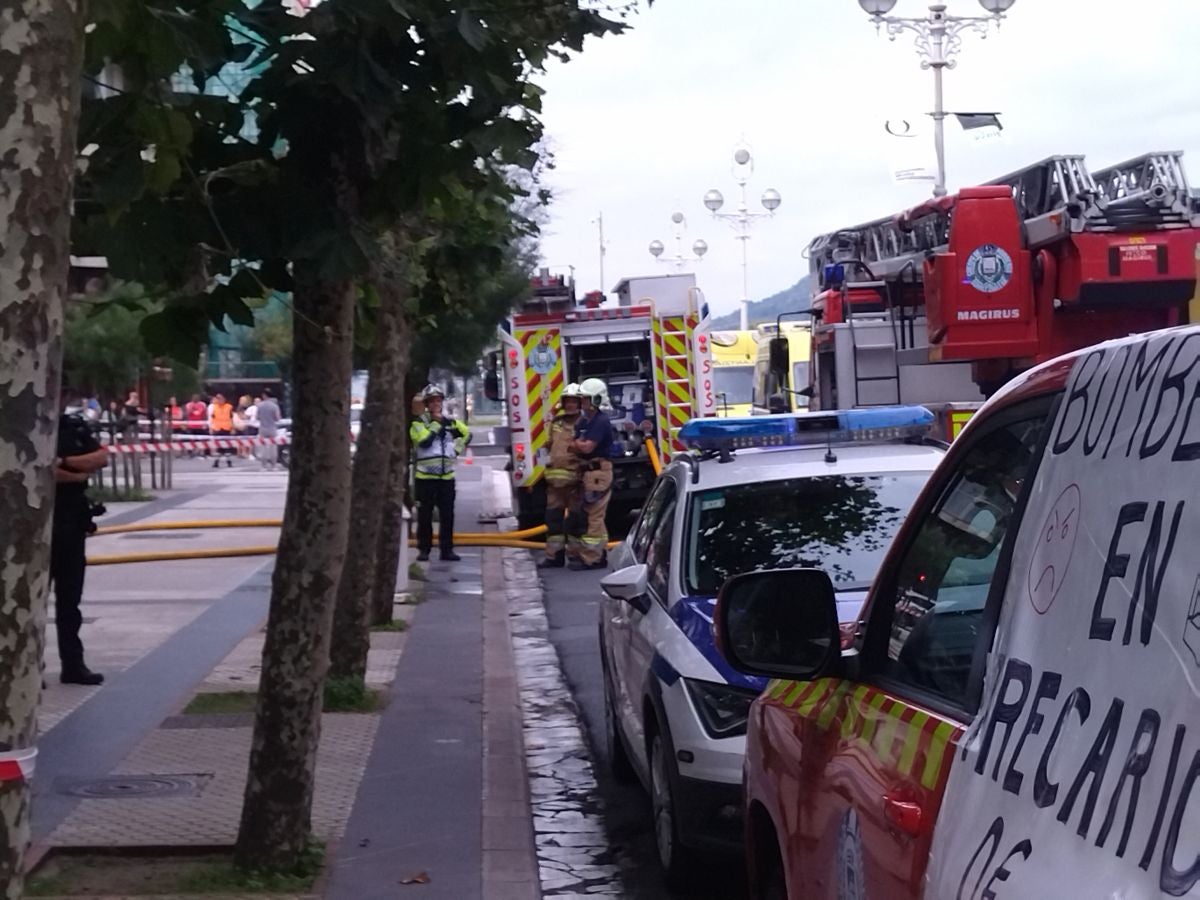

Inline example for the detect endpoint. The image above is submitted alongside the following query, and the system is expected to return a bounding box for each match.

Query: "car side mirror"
[715,568,840,679]
[600,564,650,612]
[768,336,790,381]
[627,507,643,523]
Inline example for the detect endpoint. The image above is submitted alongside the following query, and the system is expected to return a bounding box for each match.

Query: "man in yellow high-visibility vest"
[409,384,471,561]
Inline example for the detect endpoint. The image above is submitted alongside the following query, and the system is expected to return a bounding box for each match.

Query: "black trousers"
[415,478,456,554]
[50,514,88,670]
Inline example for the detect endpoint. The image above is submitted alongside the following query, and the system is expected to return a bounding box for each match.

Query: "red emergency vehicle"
[717,325,1200,899]
[764,152,1200,441]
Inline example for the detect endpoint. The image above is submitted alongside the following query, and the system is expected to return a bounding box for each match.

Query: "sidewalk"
[29,459,624,899]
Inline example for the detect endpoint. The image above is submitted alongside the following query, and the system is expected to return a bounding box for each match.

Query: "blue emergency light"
[678,406,935,452]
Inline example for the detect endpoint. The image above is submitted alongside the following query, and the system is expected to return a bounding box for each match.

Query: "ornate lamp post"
[649,211,709,272]
[858,0,1016,197]
[703,145,781,330]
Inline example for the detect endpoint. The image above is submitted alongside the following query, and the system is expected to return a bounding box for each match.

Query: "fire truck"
[766,150,1200,439]
[489,269,717,529]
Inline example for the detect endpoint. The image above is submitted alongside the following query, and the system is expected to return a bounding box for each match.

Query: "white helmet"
[578,377,609,410]
[421,384,445,401]
[561,383,584,406]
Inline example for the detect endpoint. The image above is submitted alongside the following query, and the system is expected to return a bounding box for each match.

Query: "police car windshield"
[713,366,754,405]
[686,473,928,595]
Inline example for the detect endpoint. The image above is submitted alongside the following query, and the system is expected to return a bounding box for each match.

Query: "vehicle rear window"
[686,473,929,596]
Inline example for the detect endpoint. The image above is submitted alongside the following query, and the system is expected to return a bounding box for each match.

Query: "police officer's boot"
[538,551,565,569]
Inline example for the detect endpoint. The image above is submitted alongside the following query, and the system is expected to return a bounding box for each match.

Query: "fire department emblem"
[528,337,557,375]
[964,244,1013,294]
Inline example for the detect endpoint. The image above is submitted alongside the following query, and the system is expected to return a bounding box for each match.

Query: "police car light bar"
[678,406,935,452]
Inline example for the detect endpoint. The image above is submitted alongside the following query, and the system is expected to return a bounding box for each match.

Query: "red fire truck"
[765,151,1200,439]
[487,269,717,529]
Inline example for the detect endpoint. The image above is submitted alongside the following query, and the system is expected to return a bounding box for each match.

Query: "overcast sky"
[534,0,1200,317]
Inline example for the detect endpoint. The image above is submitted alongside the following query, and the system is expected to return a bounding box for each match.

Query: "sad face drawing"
[1027,483,1082,615]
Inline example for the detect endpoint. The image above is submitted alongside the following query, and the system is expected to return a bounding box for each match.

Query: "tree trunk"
[370,362,419,626]
[235,266,353,871]
[328,279,409,679]
[0,3,86,895]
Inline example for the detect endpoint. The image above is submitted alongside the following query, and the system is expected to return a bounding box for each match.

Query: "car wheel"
[648,726,697,891]
[603,666,636,784]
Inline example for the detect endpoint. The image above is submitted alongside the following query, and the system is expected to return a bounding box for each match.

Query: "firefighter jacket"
[410,413,472,480]
[544,411,582,486]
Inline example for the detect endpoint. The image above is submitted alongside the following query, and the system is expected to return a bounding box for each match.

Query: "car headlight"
[683,678,759,739]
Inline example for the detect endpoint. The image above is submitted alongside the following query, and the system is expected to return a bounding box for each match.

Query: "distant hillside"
[710,274,813,329]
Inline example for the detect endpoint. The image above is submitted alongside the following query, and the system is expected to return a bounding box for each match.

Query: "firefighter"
[539,383,585,569]
[569,377,614,570]
[410,384,472,562]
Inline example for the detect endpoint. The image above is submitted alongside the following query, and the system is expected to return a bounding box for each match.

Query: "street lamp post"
[704,145,781,331]
[649,211,709,272]
[857,0,1016,197]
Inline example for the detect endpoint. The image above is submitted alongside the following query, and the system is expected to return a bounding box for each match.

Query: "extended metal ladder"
[1090,152,1200,230]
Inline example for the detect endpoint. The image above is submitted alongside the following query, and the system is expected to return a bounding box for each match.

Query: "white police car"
[597,406,946,886]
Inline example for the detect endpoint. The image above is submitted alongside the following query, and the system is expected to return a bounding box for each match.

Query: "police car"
[718,328,1200,899]
[598,406,945,886]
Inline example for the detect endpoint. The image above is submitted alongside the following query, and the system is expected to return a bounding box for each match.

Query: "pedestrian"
[539,383,585,569]
[184,394,207,458]
[409,384,471,562]
[52,389,112,684]
[209,392,235,467]
[122,389,141,425]
[255,389,282,469]
[569,377,614,570]
[232,395,253,458]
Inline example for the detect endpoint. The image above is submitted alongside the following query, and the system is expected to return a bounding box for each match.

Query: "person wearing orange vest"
[209,393,235,467]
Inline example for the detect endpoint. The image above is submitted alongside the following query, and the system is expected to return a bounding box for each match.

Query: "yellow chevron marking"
[921,720,957,790]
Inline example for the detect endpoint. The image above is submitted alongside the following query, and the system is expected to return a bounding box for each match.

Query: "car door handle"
[882,793,923,837]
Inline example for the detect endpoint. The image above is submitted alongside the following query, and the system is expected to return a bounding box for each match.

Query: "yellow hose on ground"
[87,533,618,565]
[94,519,283,535]
[645,437,662,476]
[93,520,549,539]
[88,546,279,565]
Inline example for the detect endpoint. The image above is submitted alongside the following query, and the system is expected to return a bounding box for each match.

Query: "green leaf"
[93,148,147,215]
[226,297,256,328]
[457,11,488,51]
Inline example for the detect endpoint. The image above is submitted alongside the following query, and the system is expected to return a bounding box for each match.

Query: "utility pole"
[596,212,606,293]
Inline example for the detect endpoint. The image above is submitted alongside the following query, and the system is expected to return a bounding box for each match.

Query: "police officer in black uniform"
[52,390,111,685]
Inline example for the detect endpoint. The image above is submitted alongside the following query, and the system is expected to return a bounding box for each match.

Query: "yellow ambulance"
[708,330,759,417]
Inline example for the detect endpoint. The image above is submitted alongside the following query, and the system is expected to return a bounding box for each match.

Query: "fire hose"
[85,520,618,565]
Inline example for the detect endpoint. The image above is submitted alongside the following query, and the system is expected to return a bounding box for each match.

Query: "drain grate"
[55,774,212,799]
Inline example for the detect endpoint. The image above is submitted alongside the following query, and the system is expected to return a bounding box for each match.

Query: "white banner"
[927,328,1200,899]
[883,118,936,185]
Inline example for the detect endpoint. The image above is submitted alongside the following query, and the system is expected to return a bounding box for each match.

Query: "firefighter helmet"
[563,383,583,398]
[421,384,445,401]
[578,377,609,409]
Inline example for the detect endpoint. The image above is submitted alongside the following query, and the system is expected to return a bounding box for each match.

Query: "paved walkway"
[33,460,410,864]
[31,457,629,898]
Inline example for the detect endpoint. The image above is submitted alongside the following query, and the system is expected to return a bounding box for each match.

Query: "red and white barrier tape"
[104,436,291,455]
[0,746,37,783]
